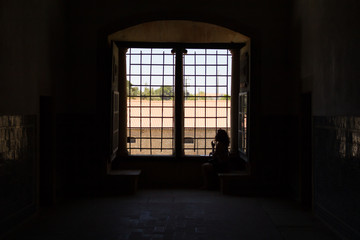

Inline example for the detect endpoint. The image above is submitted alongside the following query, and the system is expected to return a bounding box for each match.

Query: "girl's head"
[215,129,230,148]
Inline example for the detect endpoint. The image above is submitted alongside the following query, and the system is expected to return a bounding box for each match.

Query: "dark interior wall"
[293,0,360,238]
[293,0,360,115]
[0,0,65,235]
[1,0,302,230]
[2,1,359,238]
[63,0,295,115]
[1,1,43,114]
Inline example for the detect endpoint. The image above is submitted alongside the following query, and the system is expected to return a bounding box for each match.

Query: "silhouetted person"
[201,129,230,189]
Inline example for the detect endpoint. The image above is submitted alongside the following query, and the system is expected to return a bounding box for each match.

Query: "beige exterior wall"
[127,99,231,155]
[127,127,230,156]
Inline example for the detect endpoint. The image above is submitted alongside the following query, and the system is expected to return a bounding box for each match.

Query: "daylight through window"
[184,49,231,155]
[126,47,232,156]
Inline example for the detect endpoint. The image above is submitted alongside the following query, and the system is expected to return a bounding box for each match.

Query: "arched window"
[108,21,250,160]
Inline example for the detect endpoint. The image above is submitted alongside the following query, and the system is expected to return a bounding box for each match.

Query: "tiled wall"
[0,115,37,234]
[314,116,360,239]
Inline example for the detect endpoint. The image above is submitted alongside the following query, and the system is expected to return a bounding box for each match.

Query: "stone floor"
[6,190,341,240]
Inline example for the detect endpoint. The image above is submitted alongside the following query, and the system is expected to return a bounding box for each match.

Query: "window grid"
[184,49,231,156]
[127,48,175,155]
[127,48,232,156]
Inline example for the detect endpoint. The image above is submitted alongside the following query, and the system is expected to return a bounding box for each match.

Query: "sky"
[126,48,232,96]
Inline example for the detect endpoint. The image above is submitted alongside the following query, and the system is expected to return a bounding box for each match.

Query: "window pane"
[184,149,196,155]
[184,55,194,64]
[206,128,217,138]
[184,128,194,138]
[184,49,232,156]
[207,55,216,64]
[163,128,173,138]
[164,54,174,64]
[184,117,195,128]
[218,55,228,64]
[218,76,228,86]
[152,66,163,75]
[141,128,150,137]
[127,47,232,156]
[164,76,174,85]
[206,66,216,75]
[141,54,151,64]
[131,65,140,75]
[161,149,173,155]
[196,55,205,64]
[218,66,228,76]
[129,107,141,117]
[129,76,140,86]
[206,76,217,85]
[127,48,174,156]
[141,138,150,148]
[139,149,151,155]
[218,87,229,96]
[197,66,205,75]
[164,66,174,75]
[142,65,150,74]
[185,66,194,75]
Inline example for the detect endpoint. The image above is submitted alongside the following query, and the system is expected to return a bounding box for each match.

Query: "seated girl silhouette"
[201,129,230,189]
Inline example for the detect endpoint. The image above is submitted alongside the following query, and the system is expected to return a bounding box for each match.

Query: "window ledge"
[116,155,212,162]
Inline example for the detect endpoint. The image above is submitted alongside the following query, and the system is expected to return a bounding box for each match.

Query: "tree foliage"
[220,94,231,100]
[127,81,173,100]
[127,80,230,100]
[127,80,140,98]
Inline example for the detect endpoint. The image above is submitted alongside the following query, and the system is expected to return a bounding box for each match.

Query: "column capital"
[119,47,129,54]
[229,48,240,56]
[171,47,187,55]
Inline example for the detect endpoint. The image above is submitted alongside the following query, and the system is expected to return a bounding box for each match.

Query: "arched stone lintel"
[108,20,249,44]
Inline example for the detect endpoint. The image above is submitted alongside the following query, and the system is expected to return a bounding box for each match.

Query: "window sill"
[116,155,212,162]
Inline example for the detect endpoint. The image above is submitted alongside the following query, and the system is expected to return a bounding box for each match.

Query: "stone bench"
[107,170,141,194]
[218,171,251,195]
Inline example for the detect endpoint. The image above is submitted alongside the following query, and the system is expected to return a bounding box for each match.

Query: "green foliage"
[141,87,151,99]
[127,81,231,101]
[197,91,206,100]
[155,86,174,100]
[184,91,206,100]
[128,81,174,100]
[220,94,231,100]
[127,80,140,98]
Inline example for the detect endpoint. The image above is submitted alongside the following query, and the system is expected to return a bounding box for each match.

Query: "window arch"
[108,20,249,44]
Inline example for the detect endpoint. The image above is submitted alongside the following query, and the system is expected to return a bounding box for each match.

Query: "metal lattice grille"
[126,48,175,155]
[184,49,232,156]
[126,48,231,156]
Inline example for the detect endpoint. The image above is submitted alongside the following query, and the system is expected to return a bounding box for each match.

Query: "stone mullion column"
[118,47,128,157]
[230,49,240,156]
[173,48,187,158]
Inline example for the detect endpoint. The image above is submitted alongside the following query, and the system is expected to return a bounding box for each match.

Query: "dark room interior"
[1,0,359,239]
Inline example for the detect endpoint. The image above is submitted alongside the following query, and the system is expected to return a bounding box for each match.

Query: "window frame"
[112,41,246,160]
[238,91,249,161]
[126,47,175,156]
[183,48,232,156]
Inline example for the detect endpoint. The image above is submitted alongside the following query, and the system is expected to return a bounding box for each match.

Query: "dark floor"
[6,190,340,240]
